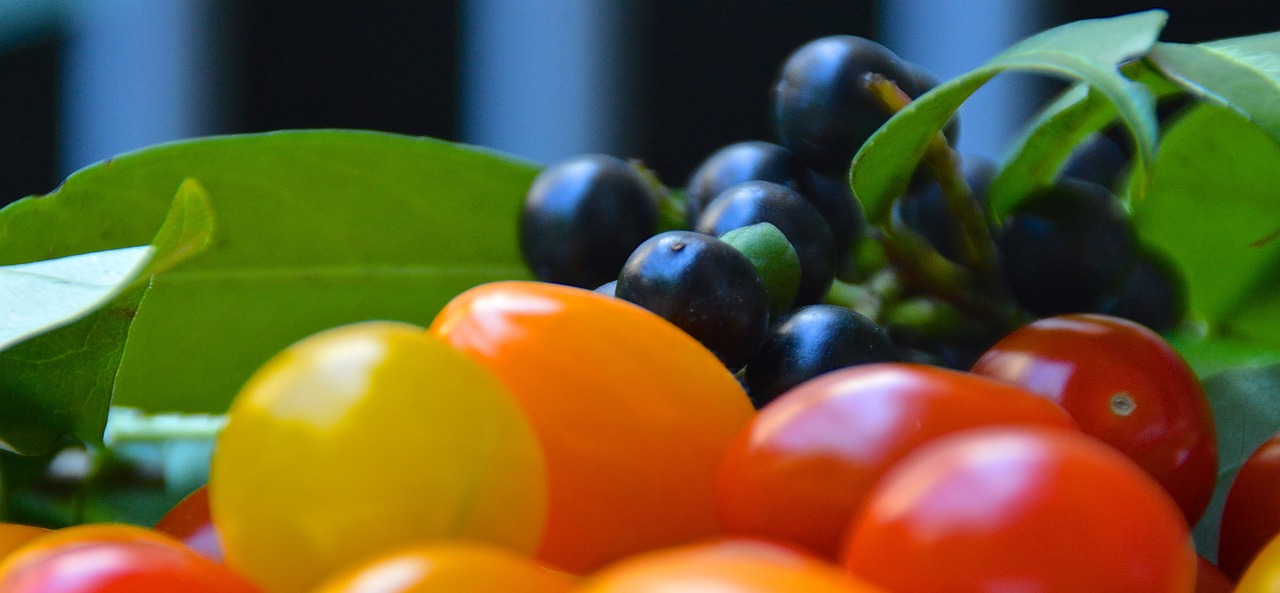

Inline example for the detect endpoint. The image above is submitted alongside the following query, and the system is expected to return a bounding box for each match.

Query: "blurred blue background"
[0,0,1275,206]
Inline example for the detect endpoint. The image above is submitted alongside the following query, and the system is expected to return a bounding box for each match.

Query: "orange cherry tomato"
[154,485,222,562]
[311,541,576,593]
[0,524,261,593]
[843,426,1196,593]
[716,363,1077,559]
[0,523,48,561]
[577,539,888,593]
[430,281,755,573]
[971,313,1217,525]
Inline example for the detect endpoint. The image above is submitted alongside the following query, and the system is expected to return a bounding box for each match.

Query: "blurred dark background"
[1,0,1277,207]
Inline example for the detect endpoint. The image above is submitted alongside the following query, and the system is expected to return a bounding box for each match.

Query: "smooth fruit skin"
[718,363,1076,559]
[311,541,576,593]
[211,321,547,593]
[1237,532,1280,593]
[744,304,900,407]
[616,230,770,371]
[842,426,1196,593]
[1195,556,1234,593]
[997,178,1137,316]
[153,485,222,563]
[578,539,889,593]
[773,35,916,174]
[520,154,658,288]
[971,313,1217,525]
[1093,248,1188,333]
[695,180,836,305]
[430,281,755,574]
[0,524,261,593]
[685,141,805,224]
[1219,432,1280,579]
[0,523,48,562]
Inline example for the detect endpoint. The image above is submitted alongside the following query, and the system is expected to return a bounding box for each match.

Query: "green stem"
[864,74,1007,296]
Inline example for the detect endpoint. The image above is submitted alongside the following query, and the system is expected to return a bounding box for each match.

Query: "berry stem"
[875,227,1013,329]
[864,74,1006,295]
[630,159,688,232]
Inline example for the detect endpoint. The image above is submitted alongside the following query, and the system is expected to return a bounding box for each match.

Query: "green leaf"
[1192,363,1280,560]
[0,181,215,455]
[0,247,152,351]
[1133,103,1280,341]
[0,131,538,441]
[1169,333,1280,378]
[852,10,1167,223]
[1150,32,1280,144]
[0,181,212,354]
[988,61,1182,217]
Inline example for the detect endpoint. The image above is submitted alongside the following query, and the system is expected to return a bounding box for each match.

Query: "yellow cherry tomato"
[310,540,576,593]
[1238,531,1280,592]
[430,281,755,573]
[211,321,547,593]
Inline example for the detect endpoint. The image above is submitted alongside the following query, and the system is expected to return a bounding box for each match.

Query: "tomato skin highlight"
[716,362,1077,559]
[578,538,889,593]
[430,281,755,574]
[842,426,1196,593]
[153,485,222,563]
[311,541,576,593]
[0,524,261,593]
[1219,432,1280,579]
[971,313,1217,525]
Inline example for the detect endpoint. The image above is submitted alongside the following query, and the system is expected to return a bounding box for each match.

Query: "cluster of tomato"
[1,280,1278,592]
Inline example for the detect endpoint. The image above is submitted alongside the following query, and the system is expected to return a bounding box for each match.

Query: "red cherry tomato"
[0,524,261,593]
[971,313,1217,525]
[1219,431,1280,579]
[1196,555,1234,593]
[843,426,1196,593]
[578,538,888,593]
[430,281,755,573]
[716,363,1077,559]
[154,485,222,562]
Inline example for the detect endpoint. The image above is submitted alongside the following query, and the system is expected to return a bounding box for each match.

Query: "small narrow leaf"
[852,10,1167,222]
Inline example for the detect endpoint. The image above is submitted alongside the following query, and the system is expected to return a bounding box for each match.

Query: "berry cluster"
[519,34,1185,407]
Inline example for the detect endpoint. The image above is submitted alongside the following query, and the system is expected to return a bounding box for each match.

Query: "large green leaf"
[1150,32,1280,144]
[851,10,1167,223]
[1133,103,1280,342]
[0,181,214,455]
[0,131,537,437]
